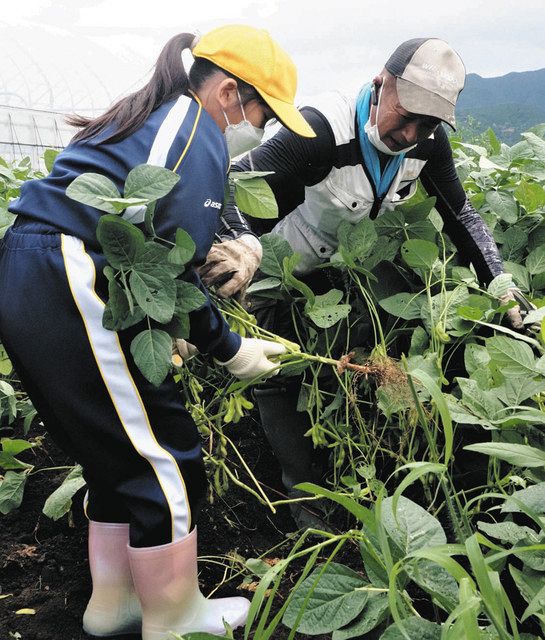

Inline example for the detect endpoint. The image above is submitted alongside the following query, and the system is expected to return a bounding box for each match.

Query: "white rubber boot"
[128,527,250,640]
[82,521,142,637]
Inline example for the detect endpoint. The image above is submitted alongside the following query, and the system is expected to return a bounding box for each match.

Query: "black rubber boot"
[254,383,329,531]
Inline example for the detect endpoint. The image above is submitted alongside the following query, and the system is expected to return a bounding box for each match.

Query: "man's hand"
[198,235,262,298]
[500,287,538,332]
[171,339,199,367]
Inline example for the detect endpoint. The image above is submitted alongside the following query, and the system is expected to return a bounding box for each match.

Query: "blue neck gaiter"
[355,84,406,198]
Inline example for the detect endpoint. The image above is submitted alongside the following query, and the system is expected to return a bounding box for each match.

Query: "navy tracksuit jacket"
[0,94,239,546]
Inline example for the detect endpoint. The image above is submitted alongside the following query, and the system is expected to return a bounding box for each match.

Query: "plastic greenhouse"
[0,24,150,167]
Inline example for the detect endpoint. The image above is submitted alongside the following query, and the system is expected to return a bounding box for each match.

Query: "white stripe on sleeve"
[123,95,192,224]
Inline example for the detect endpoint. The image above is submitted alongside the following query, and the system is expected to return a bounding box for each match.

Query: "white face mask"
[223,91,264,158]
[364,85,417,156]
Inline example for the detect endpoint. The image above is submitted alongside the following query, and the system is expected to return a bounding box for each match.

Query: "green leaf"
[515,544,545,573]
[456,378,503,422]
[522,131,545,160]
[503,261,530,292]
[96,214,145,269]
[231,170,274,180]
[478,521,536,544]
[375,209,405,234]
[400,239,439,271]
[526,245,545,276]
[451,266,477,285]
[306,303,351,328]
[464,344,490,375]
[332,593,389,640]
[486,190,518,224]
[168,228,196,266]
[259,233,293,278]
[144,201,156,236]
[166,312,190,340]
[464,443,545,468]
[306,289,351,328]
[486,128,501,155]
[129,265,176,323]
[379,292,425,320]
[0,471,27,514]
[486,335,537,377]
[296,482,376,530]
[381,495,446,556]
[409,327,429,355]
[465,535,510,633]
[0,207,16,240]
[245,557,273,578]
[175,280,207,314]
[514,179,545,213]
[246,277,282,294]
[337,218,378,261]
[43,148,60,173]
[96,196,150,213]
[124,164,180,201]
[392,463,446,520]
[501,227,527,262]
[406,219,437,242]
[406,558,459,611]
[282,254,315,303]
[0,379,16,399]
[102,275,146,331]
[282,562,369,635]
[0,452,32,471]
[377,383,413,418]
[42,465,86,520]
[422,286,470,335]
[362,236,401,271]
[1,438,36,456]
[379,616,442,639]
[502,482,545,514]
[524,306,545,327]
[130,329,172,386]
[398,196,437,221]
[457,305,484,321]
[66,173,121,214]
[514,565,545,622]
[487,273,515,298]
[409,369,453,464]
[497,376,545,405]
[137,240,185,277]
[233,176,278,219]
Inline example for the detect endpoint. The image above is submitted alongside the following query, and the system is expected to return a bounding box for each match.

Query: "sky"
[0,0,544,111]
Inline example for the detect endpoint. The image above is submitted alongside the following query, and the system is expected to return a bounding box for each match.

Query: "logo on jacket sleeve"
[204,198,222,209]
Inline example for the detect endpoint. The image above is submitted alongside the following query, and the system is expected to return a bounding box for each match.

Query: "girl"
[0,24,314,639]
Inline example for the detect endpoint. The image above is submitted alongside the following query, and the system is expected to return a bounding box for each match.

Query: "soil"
[0,414,343,640]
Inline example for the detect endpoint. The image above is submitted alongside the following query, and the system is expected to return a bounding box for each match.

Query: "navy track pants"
[0,221,206,547]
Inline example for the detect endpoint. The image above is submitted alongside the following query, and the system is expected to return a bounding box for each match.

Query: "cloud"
[76,0,263,28]
[0,0,543,111]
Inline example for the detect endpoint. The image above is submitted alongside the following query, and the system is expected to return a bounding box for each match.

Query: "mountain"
[456,68,545,144]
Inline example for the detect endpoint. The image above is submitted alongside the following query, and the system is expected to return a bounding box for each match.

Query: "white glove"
[500,287,536,331]
[171,339,199,367]
[198,235,262,298]
[217,337,286,380]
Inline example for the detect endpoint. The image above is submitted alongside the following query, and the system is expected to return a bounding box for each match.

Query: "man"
[199,38,529,527]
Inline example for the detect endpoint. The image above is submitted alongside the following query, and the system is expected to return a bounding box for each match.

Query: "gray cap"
[385,38,466,129]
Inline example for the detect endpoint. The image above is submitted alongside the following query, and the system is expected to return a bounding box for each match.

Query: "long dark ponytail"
[68,32,263,144]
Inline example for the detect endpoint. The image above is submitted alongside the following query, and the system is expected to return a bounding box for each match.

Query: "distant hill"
[456,68,545,144]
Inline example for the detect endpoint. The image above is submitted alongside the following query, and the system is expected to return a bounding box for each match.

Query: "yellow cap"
[193,25,315,138]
